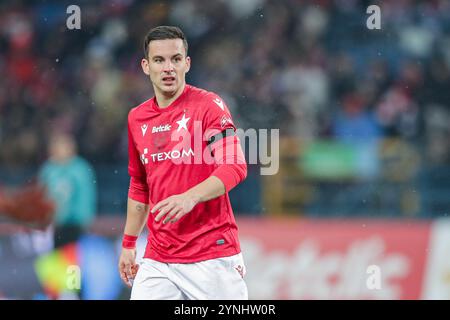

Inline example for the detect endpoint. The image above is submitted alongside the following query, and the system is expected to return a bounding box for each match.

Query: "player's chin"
[159,82,179,94]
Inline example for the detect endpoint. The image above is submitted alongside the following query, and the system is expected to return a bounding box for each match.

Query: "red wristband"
[122,234,138,249]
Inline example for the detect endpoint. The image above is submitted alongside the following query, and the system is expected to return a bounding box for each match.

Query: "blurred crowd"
[1,0,449,168]
[3,0,450,299]
[0,0,450,218]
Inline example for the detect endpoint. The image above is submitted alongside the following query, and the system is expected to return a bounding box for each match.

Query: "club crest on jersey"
[141,124,148,137]
[153,133,170,150]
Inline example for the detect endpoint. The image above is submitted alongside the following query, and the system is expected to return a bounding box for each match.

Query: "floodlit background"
[1,0,450,299]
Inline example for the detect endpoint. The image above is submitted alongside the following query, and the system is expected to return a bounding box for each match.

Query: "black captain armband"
[207,128,236,146]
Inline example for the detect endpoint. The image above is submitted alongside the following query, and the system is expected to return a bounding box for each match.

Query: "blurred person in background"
[38,132,97,248]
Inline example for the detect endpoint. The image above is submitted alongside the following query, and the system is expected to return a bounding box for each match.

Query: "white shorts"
[130,253,248,300]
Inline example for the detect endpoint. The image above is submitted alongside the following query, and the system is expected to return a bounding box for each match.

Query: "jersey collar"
[151,84,191,113]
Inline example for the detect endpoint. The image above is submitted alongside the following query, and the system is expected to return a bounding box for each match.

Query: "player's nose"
[162,60,175,73]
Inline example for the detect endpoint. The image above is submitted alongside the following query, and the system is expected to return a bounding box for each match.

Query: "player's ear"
[141,58,150,76]
[185,56,191,73]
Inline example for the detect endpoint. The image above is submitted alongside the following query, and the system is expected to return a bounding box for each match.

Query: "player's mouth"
[162,76,176,84]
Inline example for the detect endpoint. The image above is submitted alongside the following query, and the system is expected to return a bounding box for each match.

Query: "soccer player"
[118,26,248,300]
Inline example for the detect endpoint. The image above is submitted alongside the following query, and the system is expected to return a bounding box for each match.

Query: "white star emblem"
[176,113,190,132]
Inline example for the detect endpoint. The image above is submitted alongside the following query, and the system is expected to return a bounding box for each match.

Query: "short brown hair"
[143,26,188,59]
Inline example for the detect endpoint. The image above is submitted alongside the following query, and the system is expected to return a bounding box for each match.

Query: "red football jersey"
[127,84,243,263]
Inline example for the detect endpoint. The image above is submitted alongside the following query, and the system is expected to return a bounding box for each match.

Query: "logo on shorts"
[235,265,244,279]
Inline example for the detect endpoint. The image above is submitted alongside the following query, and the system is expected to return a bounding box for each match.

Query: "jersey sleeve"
[127,112,149,204]
[202,93,237,142]
[202,93,247,192]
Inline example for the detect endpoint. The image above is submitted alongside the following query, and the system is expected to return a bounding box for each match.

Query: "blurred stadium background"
[1,0,450,299]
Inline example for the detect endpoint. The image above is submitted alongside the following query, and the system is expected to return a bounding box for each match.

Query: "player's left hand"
[151,193,198,224]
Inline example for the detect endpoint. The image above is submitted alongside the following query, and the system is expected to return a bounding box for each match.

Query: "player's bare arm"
[152,176,226,224]
[119,197,149,287]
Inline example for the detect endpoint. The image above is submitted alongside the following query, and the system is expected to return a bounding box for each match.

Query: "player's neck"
[154,83,186,108]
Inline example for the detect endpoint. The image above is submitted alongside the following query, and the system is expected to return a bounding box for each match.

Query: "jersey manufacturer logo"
[175,113,190,132]
[141,124,148,137]
[213,98,224,111]
[152,124,171,133]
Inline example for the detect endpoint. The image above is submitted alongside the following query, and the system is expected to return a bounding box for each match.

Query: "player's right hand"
[118,248,139,288]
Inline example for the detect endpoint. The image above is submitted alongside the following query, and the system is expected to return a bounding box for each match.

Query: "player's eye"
[154,58,163,63]
[173,57,182,63]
